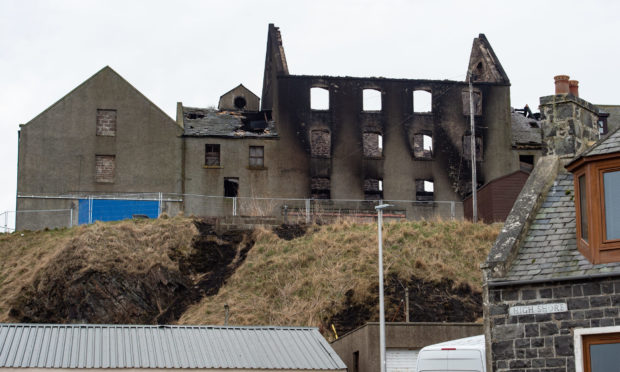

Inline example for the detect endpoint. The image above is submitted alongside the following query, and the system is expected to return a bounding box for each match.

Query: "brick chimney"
[569,80,579,97]
[554,75,570,94]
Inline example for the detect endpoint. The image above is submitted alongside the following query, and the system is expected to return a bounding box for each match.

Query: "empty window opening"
[310,129,331,157]
[249,146,264,167]
[187,112,205,120]
[463,135,483,161]
[364,178,383,200]
[363,89,382,111]
[311,177,330,199]
[96,109,116,136]
[413,133,433,159]
[224,178,239,197]
[413,90,432,113]
[474,61,484,80]
[461,89,482,116]
[95,155,115,183]
[519,154,534,171]
[310,87,329,110]
[234,96,247,110]
[416,179,434,201]
[363,132,383,158]
[528,121,539,129]
[205,144,220,166]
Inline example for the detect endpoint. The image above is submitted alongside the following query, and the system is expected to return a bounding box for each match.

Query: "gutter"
[487,271,620,288]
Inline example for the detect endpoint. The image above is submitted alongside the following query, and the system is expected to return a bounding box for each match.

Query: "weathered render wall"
[16,67,183,230]
[487,277,620,372]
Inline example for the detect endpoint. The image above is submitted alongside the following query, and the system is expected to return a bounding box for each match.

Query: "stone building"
[15,24,525,230]
[482,81,620,371]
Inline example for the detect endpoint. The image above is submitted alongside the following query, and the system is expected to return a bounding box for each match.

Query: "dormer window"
[568,154,620,264]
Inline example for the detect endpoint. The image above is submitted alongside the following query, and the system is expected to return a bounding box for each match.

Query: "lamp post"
[375,203,393,372]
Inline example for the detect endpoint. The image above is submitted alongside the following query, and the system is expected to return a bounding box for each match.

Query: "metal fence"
[5,193,464,232]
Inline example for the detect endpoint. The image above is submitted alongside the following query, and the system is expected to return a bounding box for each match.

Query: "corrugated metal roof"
[0,324,346,370]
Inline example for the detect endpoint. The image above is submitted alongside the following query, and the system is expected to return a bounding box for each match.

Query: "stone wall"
[540,95,600,157]
[487,276,620,372]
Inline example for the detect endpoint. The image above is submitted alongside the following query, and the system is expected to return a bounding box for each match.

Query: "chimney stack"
[554,75,570,94]
[569,80,579,97]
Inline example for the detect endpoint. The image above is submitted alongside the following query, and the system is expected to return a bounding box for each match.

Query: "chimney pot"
[569,80,579,97]
[554,75,570,94]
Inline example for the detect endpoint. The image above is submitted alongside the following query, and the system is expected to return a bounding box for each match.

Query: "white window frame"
[574,325,620,372]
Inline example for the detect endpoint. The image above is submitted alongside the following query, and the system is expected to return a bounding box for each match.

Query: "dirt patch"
[327,275,482,335]
[8,218,254,324]
[273,224,307,240]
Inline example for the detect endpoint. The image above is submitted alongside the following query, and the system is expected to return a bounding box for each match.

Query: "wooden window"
[582,332,620,372]
[249,146,264,168]
[205,144,220,166]
[568,156,620,264]
[95,155,115,183]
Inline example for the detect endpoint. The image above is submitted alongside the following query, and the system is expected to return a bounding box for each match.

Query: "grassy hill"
[0,217,500,338]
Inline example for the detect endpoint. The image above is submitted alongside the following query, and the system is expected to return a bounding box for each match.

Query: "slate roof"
[502,172,620,282]
[511,111,542,147]
[183,106,277,138]
[0,324,346,370]
[580,126,620,157]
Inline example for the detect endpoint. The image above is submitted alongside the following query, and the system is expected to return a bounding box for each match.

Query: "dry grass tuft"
[178,219,501,329]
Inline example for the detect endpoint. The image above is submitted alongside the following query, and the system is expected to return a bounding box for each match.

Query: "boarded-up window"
[364,178,383,200]
[310,130,331,157]
[311,177,330,199]
[462,89,482,116]
[414,133,433,159]
[95,155,115,183]
[416,179,434,201]
[96,109,117,136]
[463,135,483,161]
[363,132,383,158]
[249,146,264,167]
[205,144,220,166]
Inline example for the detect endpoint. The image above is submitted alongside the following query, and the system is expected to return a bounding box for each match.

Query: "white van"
[415,335,486,372]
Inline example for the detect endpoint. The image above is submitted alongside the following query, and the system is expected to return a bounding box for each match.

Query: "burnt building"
[15,24,526,230]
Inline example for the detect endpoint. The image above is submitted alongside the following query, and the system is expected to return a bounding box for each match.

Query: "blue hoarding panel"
[78,199,159,224]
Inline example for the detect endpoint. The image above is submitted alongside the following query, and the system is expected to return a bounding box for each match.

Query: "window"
[234,96,247,110]
[224,178,239,197]
[363,132,383,158]
[311,177,330,199]
[96,109,116,136]
[413,90,432,113]
[463,135,483,161]
[461,89,482,116]
[519,154,534,171]
[416,179,434,201]
[363,89,382,111]
[568,156,620,264]
[310,130,331,157]
[598,113,609,136]
[364,178,383,200]
[310,87,329,110]
[249,146,264,168]
[205,144,220,166]
[95,155,115,183]
[582,332,620,372]
[414,133,433,159]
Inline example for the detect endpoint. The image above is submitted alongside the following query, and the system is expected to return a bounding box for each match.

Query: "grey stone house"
[482,84,620,371]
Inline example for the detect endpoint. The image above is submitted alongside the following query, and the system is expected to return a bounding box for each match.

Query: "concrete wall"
[486,277,620,372]
[16,67,183,230]
[330,322,483,372]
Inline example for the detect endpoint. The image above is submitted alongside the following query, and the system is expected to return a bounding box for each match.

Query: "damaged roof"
[182,106,277,138]
[511,110,542,147]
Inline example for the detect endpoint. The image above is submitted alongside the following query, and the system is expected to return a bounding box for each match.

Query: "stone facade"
[540,95,600,157]
[488,277,620,372]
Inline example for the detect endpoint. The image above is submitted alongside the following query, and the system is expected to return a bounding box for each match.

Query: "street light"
[375,203,393,372]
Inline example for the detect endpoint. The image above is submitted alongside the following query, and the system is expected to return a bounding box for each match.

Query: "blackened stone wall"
[487,276,620,372]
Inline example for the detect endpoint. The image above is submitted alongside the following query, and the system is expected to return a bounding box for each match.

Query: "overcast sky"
[1,0,618,229]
